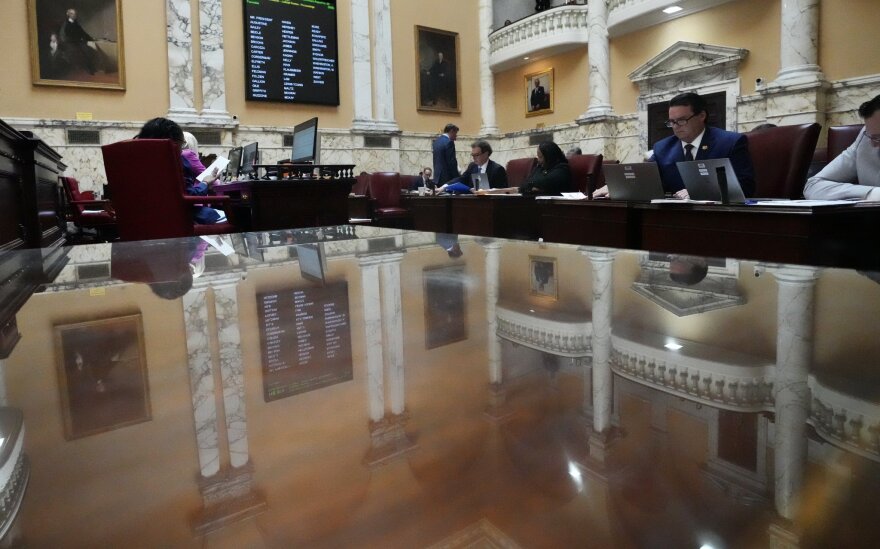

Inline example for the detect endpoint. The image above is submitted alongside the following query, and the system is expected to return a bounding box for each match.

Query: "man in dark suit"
[450,140,508,190]
[59,8,98,74]
[432,123,459,186]
[530,79,548,111]
[650,92,755,198]
[427,52,450,106]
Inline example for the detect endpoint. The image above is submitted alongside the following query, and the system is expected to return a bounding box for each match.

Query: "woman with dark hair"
[136,117,225,224]
[519,141,572,196]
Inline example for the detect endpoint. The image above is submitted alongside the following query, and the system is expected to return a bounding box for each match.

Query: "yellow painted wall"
[609,0,781,115]
[389,0,481,135]
[0,0,169,121]
[494,48,590,134]
[819,0,880,81]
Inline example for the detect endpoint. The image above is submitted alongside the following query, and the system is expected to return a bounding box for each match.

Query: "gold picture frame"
[415,26,461,113]
[28,0,126,90]
[54,314,150,439]
[529,255,558,300]
[525,68,553,117]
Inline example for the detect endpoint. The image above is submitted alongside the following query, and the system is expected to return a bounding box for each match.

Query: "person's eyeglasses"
[865,132,880,144]
[471,152,485,158]
[664,114,697,128]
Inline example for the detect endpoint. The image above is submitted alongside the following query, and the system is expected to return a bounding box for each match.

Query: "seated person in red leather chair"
[136,118,225,224]
[518,141,572,196]
[409,167,435,191]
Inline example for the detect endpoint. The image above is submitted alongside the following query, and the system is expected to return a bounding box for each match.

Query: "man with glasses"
[650,92,755,198]
[437,140,507,193]
[804,94,880,200]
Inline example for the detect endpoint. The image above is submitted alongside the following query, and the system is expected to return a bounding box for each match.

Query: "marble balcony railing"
[488,5,589,72]
[810,380,880,462]
[496,304,592,357]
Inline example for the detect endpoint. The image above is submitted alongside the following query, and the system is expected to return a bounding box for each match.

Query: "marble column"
[770,265,819,521]
[359,256,385,422]
[587,248,615,434]
[380,253,406,415]
[370,0,400,133]
[214,281,249,468]
[182,286,220,477]
[478,0,500,135]
[198,0,233,124]
[166,0,198,121]
[774,0,824,85]
[350,0,375,131]
[581,0,613,120]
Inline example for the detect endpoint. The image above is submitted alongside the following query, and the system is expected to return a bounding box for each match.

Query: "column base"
[363,412,418,468]
[483,382,515,423]
[192,461,267,535]
[351,119,401,134]
[577,106,614,123]
[767,518,802,549]
[771,65,825,88]
[479,125,501,137]
[573,426,625,480]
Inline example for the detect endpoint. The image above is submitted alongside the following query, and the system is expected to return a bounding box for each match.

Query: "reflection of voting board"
[257,281,353,402]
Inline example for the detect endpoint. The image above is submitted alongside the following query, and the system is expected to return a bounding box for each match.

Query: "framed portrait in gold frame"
[529,255,558,300]
[54,314,150,440]
[525,68,553,117]
[28,0,126,90]
[415,26,461,113]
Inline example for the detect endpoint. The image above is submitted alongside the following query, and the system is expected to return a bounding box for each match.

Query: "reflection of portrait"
[29,0,126,89]
[530,256,558,299]
[525,69,554,117]
[54,315,151,439]
[424,265,467,349]
[416,26,460,113]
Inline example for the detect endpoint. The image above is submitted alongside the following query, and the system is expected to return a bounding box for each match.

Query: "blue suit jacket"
[432,134,458,185]
[651,126,756,197]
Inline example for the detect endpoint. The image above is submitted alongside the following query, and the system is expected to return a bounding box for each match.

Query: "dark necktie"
[684,143,695,161]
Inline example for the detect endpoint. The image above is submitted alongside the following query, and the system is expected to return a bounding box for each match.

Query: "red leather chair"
[352,171,371,195]
[102,139,235,241]
[746,123,821,198]
[567,154,604,195]
[367,172,410,228]
[60,176,117,241]
[505,157,537,188]
[827,124,863,162]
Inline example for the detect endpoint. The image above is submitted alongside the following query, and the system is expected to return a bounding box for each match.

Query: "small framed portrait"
[54,315,151,439]
[525,68,553,117]
[415,26,461,113]
[28,0,126,89]
[529,255,558,300]
[424,265,468,349]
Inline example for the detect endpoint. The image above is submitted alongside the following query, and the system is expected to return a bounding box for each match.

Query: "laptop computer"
[470,172,490,191]
[677,158,747,203]
[604,163,666,201]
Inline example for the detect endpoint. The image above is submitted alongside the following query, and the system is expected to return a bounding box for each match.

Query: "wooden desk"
[539,199,880,269]
[401,195,453,233]
[450,195,540,240]
[214,178,353,231]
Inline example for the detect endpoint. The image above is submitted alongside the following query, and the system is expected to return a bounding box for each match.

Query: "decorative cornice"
[628,41,748,84]
[488,5,589,73]
[496,305,591,357]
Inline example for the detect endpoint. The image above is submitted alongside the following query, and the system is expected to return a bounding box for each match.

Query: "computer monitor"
[226,147,242,179]
[240,142,259,177]
[290,117,319,164]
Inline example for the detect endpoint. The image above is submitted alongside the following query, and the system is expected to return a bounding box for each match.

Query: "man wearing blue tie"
[650,92,755,198]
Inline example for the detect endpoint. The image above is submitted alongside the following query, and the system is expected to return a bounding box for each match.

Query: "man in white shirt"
[804,94,880,200]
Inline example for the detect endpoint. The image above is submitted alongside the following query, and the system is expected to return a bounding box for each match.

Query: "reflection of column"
[166,0,197,120]
[0,359,7,406]
[770,266,819,520]
[478,0,499,135]
[182,287,220,477]
[774,0,823,85]
[359,256,385,422]
[588,248,615,434]
[581,0,613,120]
[380,253,406,415]
[483,241,503,384]
[350,0,375,131]
[214,281,248,468]
[370,0,400,133]
[199,0,232,123]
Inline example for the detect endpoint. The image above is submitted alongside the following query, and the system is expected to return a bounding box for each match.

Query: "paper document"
[200,234,235,256]
[650,198,720,204]
[752,199,862,207]
[197,156,230,182]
